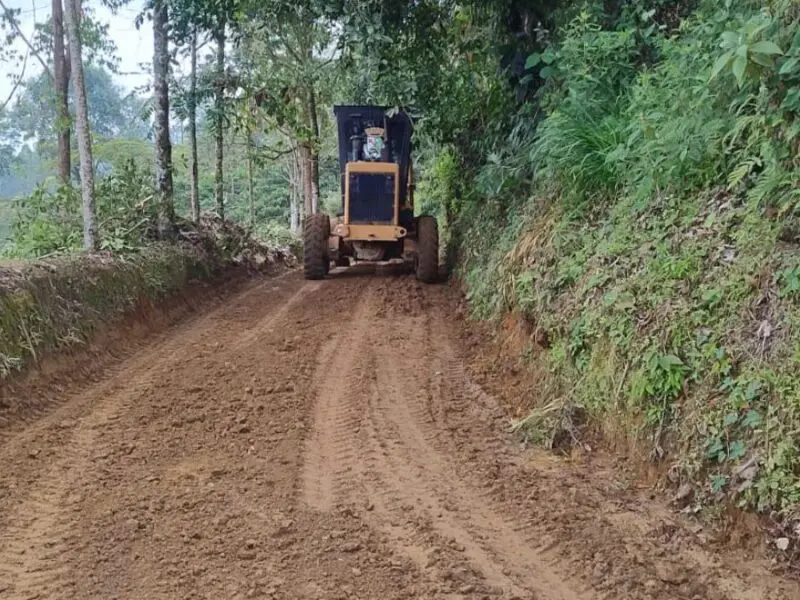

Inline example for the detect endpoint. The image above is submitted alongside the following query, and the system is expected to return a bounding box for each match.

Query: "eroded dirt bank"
[0,268,796,599]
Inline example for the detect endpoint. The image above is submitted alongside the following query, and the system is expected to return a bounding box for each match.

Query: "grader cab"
[302,105,439,283]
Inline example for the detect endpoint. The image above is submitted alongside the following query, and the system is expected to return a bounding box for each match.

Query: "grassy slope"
[0,244,225,379]
[451,0,800,531]
[462,185,800,518]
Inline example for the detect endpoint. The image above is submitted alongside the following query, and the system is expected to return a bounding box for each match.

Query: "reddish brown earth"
[0,267,797,600]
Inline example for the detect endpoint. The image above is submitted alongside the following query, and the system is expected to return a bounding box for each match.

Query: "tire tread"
[303,213,330,280]
[415,216,439,283]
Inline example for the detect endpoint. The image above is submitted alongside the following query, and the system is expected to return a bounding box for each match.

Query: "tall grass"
[533,100,626,200]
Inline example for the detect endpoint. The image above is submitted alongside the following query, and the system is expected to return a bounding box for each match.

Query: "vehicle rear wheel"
[415,215,439,284]
[303,213,330,280]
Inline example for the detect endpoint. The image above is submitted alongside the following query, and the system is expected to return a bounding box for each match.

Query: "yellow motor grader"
[302,105,439,283]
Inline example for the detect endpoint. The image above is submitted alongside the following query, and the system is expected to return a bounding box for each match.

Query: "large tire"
[303,213,330,280]
[415,215,439,283]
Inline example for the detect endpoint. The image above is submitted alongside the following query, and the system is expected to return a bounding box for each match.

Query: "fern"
[727,157,761,189]
[748,161,792,205]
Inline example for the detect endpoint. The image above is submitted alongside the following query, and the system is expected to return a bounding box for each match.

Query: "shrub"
[4,160,156,258]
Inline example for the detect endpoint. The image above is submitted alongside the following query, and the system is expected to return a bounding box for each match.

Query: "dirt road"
[0,268,797,599]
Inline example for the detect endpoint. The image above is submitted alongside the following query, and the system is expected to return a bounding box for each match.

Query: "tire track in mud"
[0,480,73,598]
[360,358,498,597]
[228,280,320,351]
[300,277,591,599]
[2,271,799,600]
[300,282,375,511]
[300,279,469,593]
[0,364,157,599]
[365,309,590,600]
[0,275,314,600]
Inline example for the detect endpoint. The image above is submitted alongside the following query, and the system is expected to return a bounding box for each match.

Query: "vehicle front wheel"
[415,216,439,283]
[303,213,330,280]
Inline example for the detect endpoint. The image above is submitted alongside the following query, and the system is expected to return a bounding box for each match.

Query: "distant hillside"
[0,152,49,201]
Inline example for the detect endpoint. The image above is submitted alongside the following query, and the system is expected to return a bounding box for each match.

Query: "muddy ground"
[0,267,797,599]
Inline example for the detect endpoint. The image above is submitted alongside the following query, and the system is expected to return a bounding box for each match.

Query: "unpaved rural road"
[0,268,798,599]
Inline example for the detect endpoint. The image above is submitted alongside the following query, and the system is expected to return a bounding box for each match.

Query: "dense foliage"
[404,0,800,529]
[2,0,800,535]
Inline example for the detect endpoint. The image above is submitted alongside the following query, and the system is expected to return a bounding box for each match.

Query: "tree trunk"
[229,165,235,207]
[307,86,320,214]
[52,0,70,184]
[188,27,199,222]
[214,25,225,220]
[291,201,299,231]
[153,0,174,238]
[299,142,313,217]
[64,0,96,251]
[289,148,300,232]
[247,132,254,228]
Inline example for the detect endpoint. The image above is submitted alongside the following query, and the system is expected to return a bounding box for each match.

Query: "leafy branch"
[0,0,53,79]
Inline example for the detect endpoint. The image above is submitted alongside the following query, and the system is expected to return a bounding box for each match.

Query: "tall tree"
[288,149,300,231]
[307,90,319,214]
[167,0,204,222]
[213,20,225,219]
[188,26,200,222]
[298,142,312,217]
[235,0,330,217]
[246,121,254,227]
[305,44,320,214]
[63,0,96,250]
[153,0,174,237]
[51,0,71,183]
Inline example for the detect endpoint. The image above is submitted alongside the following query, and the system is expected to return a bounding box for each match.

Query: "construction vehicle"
[302,105,439,283]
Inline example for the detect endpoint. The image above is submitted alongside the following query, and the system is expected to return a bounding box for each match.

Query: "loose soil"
[0,266,797,599]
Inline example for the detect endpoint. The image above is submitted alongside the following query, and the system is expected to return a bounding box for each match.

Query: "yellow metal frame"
[344,161,400,227]
[332,222,407,241]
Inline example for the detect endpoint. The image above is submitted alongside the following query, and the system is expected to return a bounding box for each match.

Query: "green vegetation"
[0,74,307,255]
[412,0,800,525]
[0,244,226,378]
[2,0,800,532]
